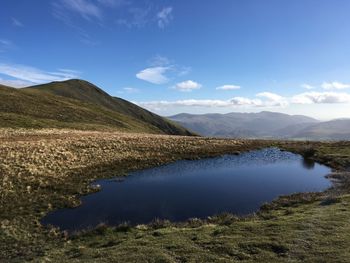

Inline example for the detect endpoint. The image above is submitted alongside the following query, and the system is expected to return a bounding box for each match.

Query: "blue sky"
[1,0,350,119]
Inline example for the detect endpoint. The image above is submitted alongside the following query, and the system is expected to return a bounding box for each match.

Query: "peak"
[53,79,95,86]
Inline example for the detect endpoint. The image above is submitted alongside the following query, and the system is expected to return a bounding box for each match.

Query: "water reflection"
[302,158,316,169]
[42,148,332,232]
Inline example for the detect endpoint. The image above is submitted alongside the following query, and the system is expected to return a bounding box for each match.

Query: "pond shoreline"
[41,147,333,233]
[2,129,350,261]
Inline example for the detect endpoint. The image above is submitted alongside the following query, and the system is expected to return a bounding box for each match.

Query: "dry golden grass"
[0,129,268,261]
[2,129,350,262]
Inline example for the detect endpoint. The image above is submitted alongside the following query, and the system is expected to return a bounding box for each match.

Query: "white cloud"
[301,83,315,90]
[136,67,169,84]
[138,92,287,110]
[139,99,232,109]
[173,80,201,92]
[256,92,288,107]
[11,17,23,27]
[292,91,350,104]
[138,97,267,110]
[216,84,241,90]
[322,81,350,90]
[0,63,81,84]
[157,7,173,28]
[138,87,350,112]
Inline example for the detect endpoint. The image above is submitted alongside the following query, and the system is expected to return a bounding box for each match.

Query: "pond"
[42,148,332,232]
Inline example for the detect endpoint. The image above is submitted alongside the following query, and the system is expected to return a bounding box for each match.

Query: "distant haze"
[169,111,350,140]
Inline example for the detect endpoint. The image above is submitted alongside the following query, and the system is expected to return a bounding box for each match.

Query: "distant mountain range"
[169,112,350,140]
[2,79,349,140]
[0,79,194,136]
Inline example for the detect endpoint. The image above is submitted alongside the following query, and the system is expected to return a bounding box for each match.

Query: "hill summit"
[0,79,195,136]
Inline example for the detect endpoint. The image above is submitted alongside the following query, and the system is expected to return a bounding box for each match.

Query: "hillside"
[292,119,350,140]
[169,111,319,139]
[0,80,194,135]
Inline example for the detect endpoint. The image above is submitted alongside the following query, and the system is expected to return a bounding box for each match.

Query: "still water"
[42,148,331,231]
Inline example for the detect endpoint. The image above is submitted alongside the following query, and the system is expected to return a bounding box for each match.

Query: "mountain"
[292,119,350,140]
[170,112,350,140]
[0,79,194,136]
[169,111,319,139]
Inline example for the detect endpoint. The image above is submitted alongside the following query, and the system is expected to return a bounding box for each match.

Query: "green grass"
[0,80,194,136]
[25,79,195,136]
[44,194,350,262]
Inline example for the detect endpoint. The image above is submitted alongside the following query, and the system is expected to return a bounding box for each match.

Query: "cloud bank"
[138,90,350,111]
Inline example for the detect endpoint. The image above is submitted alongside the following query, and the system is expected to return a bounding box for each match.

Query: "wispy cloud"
[52,1,100,45]
[136,66,169,84]
[53,0,173,44]
[149,55,171,67]
[55,0,103,21]
[97,0,129,7]
[178,66,191,77]
[125,5,152,28]
[216,84,241,91]
[0,63,81,86]
[157,7,173,28]
[115,4,173,29]
[322,81,350,90]
[11,17,23,27]
[173,80,201,92]
[0,39,13,52]
[0,78,33,88]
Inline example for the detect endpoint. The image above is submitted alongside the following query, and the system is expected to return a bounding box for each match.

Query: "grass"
[0,80,194,136]
[1,129,350,262]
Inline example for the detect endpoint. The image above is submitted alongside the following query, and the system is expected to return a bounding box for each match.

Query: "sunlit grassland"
[1,129,350,262]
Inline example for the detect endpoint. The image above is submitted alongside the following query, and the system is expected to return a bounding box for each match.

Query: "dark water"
[42,148,332,231]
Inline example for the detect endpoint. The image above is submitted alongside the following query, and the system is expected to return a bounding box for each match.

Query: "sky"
[1,0,350,120]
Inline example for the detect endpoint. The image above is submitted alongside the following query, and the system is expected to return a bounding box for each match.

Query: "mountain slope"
[292,119,350,140]
[26,79,193,135]
[169,112,319,138]
[0,80,194,135]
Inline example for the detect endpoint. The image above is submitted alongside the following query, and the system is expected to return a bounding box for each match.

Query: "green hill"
[0,79,195,135]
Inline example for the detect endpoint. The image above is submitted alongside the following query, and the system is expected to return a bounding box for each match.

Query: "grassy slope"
[26,79,194,136]
[1,130,350,262]
[0,85,161,132]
